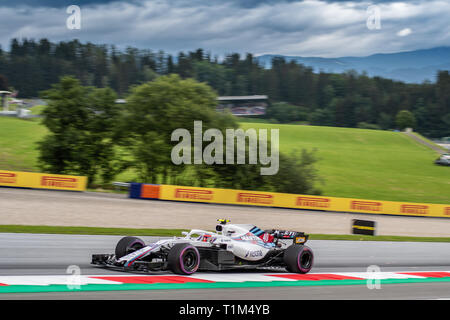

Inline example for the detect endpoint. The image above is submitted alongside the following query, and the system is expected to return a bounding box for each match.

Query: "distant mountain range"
[256,47,450,83]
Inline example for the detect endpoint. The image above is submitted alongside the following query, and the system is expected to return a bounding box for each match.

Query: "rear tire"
[283,245,314,273]
[115,236,145,259]
[167,243,200,275]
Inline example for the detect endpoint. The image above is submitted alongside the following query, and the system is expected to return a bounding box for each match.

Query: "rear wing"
[266,229,309,244]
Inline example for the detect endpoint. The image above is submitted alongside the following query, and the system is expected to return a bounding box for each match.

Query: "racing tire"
[115,236,145,259]
[167,243,200,275]
[283,245,314,274]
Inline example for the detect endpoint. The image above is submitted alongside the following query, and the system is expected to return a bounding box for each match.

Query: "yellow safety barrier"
[158,185,450,218]
[0,170,87,191]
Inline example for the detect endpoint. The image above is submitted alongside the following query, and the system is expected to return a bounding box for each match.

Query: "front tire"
[115,236,145,259]
[283,245,314,273]
[167,243,200,275]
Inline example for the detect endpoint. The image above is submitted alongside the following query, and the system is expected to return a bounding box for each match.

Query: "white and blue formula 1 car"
[91,219,314,275]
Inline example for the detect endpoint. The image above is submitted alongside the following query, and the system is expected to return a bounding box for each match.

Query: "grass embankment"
[0,117,448,203]
[0,117,47,171]
[240,122,449,204]
[1,224,450,242]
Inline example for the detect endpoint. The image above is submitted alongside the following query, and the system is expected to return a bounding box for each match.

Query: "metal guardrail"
[112,182,131,191]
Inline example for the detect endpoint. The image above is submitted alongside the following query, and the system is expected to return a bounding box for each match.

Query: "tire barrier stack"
[352,219,376,236]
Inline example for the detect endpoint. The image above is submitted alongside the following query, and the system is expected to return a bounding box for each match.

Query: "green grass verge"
[308,234,450,242]
[2,225,450,242]
[0,225,184,237]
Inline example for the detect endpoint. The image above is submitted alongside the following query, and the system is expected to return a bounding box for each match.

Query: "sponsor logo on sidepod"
[245,250,263,258]
[445,207,450,216]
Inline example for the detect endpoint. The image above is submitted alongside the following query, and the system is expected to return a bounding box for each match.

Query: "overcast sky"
[0,0,449,57]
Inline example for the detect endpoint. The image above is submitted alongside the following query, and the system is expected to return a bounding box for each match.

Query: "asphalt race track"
[3,188,450,237]
[1,233,450,299]
[1,188,450,299]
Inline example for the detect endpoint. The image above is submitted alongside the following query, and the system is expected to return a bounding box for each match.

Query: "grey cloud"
[0,0,449,57]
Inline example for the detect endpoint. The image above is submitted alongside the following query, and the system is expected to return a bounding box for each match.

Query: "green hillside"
[240,122,450,204]
[0,117,47,171]
[0,117,448,204]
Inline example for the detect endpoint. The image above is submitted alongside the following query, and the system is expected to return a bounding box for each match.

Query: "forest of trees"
[0,38,449,138]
